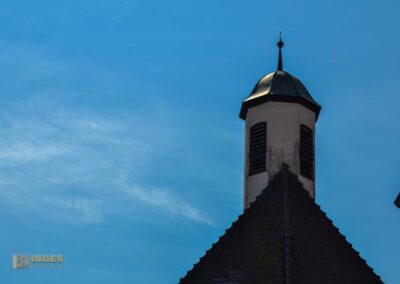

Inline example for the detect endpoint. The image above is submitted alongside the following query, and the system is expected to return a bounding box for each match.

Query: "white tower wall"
[244,101,316,208]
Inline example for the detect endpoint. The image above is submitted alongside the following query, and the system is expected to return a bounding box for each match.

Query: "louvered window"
[300,125,314,180]
[248,122,267,176]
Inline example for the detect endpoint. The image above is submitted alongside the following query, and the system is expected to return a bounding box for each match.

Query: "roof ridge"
[282,165,293,284]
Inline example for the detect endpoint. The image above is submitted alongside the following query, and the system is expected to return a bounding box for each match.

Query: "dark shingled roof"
[179,165,383,284]
[395,193,400,208]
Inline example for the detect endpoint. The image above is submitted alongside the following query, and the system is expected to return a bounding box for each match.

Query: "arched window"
[300,125,314,180]
[248,122,267,176]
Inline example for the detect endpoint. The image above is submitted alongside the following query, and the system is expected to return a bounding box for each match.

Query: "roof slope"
[179,165,383,284]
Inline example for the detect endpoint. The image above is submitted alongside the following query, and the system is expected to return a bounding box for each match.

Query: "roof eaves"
[239,95,321,120]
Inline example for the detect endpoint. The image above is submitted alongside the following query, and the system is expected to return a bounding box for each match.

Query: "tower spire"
[277,32,284,71]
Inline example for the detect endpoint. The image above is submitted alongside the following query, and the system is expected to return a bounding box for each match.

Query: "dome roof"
[248,71,317,103]
[239,36,321,120]
[239,70,321,120]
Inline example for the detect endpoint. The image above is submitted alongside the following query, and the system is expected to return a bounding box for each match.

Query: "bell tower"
[240,36,321,209]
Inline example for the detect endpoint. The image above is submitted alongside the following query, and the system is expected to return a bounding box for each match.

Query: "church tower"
[240,36,321,208]
[180,37,383,284]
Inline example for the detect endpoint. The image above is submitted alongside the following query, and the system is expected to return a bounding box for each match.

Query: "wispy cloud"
[0,143,68,163]
[0,101,213,226]
[0,40,217,226]
[126,186,214,226]
[42,195,103,224]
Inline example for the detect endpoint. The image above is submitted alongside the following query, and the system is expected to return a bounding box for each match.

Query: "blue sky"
[0,0,399,283]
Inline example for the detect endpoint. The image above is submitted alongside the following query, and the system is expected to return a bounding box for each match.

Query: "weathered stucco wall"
[244,101,316,208]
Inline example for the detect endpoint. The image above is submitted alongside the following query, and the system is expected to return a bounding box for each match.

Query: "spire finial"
[277,32,284,71]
